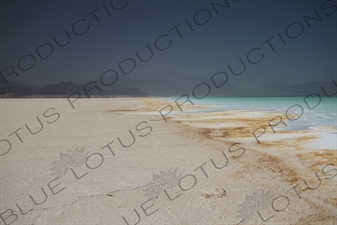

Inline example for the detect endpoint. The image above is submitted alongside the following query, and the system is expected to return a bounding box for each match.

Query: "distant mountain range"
[0,70,336,98]
[0,80,148,98]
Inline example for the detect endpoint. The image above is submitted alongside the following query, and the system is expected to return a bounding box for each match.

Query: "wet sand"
[0,98,336,224]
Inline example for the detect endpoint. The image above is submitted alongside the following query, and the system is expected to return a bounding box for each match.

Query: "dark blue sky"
[0,0,336,88]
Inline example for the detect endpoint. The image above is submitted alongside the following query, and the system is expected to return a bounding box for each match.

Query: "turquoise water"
[162,96,337,130]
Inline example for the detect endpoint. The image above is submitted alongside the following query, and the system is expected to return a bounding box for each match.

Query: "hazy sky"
[0,0,336,88]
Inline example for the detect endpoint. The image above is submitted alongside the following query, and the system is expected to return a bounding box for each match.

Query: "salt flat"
[0,98,336,224]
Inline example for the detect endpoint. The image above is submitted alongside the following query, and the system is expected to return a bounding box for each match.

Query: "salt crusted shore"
[0,98,336,224]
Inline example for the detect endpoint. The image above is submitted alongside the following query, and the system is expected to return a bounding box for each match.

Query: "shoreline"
[0,97,335,224]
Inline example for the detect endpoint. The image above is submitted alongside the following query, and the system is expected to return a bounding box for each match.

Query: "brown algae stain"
[259,154,300,183]
[297,150,337,173]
